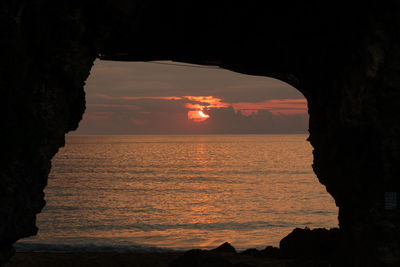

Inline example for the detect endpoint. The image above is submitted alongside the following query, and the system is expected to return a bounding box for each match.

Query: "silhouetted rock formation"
[279,228,340,260]
[169,243,239,267]
[169,249,234,267]
[211,242,237,254]
[2,1,400,266]
[241,246,282,259]
[239,228,340,262]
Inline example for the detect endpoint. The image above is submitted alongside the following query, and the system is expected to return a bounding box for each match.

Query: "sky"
[73,60,308,134]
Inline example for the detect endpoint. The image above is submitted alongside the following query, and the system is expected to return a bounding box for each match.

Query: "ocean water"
[17,135,337,252]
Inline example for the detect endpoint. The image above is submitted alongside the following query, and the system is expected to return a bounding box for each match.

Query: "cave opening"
[16,60,337,252]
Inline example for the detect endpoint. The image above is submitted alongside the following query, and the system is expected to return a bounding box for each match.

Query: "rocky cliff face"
[0,1,95,263]
[2,1,400,265]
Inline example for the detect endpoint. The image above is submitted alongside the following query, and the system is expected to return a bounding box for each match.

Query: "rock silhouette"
[2,1,400,265]
[211,242,237,254]
[169,249,234,267]
[279,228,340,260]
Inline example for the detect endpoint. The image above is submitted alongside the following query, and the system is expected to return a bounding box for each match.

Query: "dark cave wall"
[306,10,400,264]
[1,1,95,263]
[307,28,400,265]
[2,1,400,265]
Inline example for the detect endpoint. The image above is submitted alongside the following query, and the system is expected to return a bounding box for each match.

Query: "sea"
[16,134,338,252]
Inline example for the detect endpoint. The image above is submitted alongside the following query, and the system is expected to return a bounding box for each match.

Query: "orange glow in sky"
[232,99,307,115]
[95,94,307,122]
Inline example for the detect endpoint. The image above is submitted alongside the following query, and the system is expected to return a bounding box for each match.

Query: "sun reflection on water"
[22,135,338,251]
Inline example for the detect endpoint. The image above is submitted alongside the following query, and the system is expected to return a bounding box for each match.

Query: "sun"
[198,110,210,119]
[188,110,210,122]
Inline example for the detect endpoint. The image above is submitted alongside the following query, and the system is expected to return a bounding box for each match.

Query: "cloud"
[74,60,309,134]
[84,111,114,121]
[87,103,141,110]
[183,96,230,108]
[96,94,182,100]
[75,94,308,134]
[203,107,308,134]
[231,99,308,115]
[94,94,307,116]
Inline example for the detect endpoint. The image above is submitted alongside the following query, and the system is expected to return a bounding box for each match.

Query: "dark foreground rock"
[4,251,290,267]
[279,227,340,260]
[169,243,239,267]
[241,246,282,258]
[211,242,237,254]
[5,236,337,267]
[0,246,15,266]
[168,249,234,267]
[3,1,400,265]
[170,238,333,267]
[4,251,330,267]
[4,251,184,267]
[261,246,282,258]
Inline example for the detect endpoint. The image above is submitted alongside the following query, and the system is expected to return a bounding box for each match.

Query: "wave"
[41,221,295,232]
[14,242,173,253]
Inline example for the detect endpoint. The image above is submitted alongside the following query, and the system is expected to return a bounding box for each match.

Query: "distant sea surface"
[17,135,337,252]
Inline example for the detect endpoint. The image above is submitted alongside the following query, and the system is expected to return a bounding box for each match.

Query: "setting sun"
[188,110,210,122]
[198,110,210,119]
